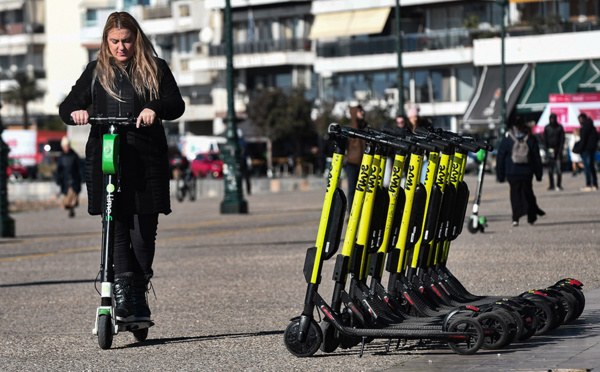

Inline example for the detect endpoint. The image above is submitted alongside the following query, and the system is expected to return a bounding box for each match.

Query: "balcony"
[209,38,311,56]
[317,29,471,58]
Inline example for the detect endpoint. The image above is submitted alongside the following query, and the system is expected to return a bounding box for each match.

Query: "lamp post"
[220,0,248,214]
[395,0,404,117]
[0,97,15,237]
[498,0,508,139]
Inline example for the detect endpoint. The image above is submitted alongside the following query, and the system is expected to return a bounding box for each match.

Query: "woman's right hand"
[71,110,89,125]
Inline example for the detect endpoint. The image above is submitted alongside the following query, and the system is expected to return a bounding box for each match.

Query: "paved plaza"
[0,173,599,371]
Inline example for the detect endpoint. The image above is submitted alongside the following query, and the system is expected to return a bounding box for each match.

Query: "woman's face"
[107,28,135,65]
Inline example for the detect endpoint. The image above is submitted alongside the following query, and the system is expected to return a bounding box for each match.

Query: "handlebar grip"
[458,142,480,153]
[413,126,432,136]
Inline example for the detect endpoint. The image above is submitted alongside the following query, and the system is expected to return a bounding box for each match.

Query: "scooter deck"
[117,320,154,332]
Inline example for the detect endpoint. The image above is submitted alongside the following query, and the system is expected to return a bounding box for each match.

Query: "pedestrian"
[576,113,599,191]
[345,104,368,211]
[406,105,431,134]
[543,113,565,191]
[496,121,545,226]
[568,127,583,176]
[59,12,185,323]
[55,136,81,218]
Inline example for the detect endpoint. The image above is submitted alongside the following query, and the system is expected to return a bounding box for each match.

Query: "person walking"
[55,136,81,218]
[543,113,565,191]
[59,12,185,323]
[568,127,583,176]
[496,121,545,226]
[576,113,599,191]
[345,104,368,211]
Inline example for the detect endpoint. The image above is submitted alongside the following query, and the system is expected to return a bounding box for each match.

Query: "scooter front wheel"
[284,318,322,357]
[97,315,113,349]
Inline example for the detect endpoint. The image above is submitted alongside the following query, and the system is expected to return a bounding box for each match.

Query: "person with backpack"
[496,121,545,226]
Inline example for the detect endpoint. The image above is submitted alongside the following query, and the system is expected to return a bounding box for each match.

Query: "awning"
[516,61,589,113]
[309,7,390,39]
[461,64,531,126]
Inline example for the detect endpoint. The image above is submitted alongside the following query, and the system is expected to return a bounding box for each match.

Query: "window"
[178,32,199,53]
[431,69,451,102]
[414,70,430,103]
[179,4,190,17]
[457,66,475,101]
[85,9,98,27]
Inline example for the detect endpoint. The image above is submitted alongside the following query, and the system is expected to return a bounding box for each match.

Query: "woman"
[59,12,185,323]
[345,105,368,210]
[496,122,544,226]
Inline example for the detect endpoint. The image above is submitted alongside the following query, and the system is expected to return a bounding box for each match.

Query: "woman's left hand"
[137,108,157,128]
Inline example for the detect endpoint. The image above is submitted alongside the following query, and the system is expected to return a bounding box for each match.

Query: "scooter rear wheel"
[446,317,484,355]
[133,328,148,342]
[97,315,113,350]
[284,318,322,357]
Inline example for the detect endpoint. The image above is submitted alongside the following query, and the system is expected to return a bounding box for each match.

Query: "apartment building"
[2,0,600,145]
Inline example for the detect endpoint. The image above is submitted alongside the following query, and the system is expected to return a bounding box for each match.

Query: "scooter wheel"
[284,318,322,357]
[446,317,484,355]
[467,219,479,234]
[478,312,511,350]
[319,320,339,353]
[133,328,148,342]
[97,315,113,350]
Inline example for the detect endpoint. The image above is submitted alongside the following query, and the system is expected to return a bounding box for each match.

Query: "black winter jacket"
[59,59,185,216]
[55,149,82,195]
[543,123,565,151]
[579,118,599,153]
[496,129,543,183]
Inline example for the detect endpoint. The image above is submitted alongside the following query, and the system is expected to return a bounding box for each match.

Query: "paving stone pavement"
[0,173,598,371]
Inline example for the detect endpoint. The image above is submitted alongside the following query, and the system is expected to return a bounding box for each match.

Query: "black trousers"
[345,163,360,212]
[113,213,159,280]
[508,177,541,223]
[547,152,562,188]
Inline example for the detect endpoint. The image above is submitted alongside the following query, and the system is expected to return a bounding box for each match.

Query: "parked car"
[191,152,223,178]
[7,159,28,180]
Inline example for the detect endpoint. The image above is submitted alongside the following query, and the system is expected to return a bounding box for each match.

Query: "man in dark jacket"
[497,123,545,226]
[543,113,565,190]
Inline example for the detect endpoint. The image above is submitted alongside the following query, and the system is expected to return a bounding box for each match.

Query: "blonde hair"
[97,12,161,102]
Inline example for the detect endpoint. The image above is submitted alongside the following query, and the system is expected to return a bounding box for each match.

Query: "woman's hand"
[137,108,156,128]
[71,110,89,125]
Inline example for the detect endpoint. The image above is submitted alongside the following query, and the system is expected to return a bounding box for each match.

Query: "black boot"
[114,276,134,323]
[132,278,152,321]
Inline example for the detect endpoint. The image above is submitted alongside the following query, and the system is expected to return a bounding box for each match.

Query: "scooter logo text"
[356,164,369,192]
[105,184,115,221]
[389,166,400,193]
[405,165,416,190]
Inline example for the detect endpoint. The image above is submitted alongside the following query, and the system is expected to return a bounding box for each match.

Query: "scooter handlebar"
[70,116,139,125]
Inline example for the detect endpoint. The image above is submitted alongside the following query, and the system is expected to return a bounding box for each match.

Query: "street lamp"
[0,96,16,237]
[220,0,248,214]
[498,0,508,139]
[395,0,404,117]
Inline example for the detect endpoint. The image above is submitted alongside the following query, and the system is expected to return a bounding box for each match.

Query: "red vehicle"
[191,152,223,178]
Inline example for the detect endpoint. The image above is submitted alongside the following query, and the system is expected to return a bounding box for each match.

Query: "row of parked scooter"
[284,124,585,357]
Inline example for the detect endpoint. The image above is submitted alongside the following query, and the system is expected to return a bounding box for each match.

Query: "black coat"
[579,118,599,153]
[496,129,543,183]
[59,58,185,215]
[55,149,82,195]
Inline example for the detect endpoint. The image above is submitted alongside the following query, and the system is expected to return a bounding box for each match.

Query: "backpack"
[507,131,529,164]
